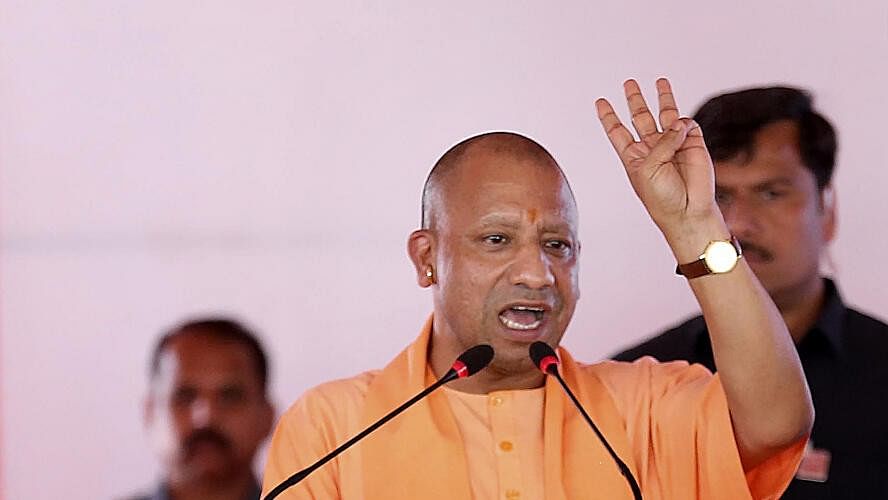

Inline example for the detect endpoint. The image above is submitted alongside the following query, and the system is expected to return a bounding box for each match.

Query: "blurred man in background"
[614,86,888,498]
[127,318,274,500]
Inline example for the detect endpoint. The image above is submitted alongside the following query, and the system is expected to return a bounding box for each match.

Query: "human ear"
[407,229,437,287]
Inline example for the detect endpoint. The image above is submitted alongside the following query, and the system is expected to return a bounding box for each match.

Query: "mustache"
[738,240,773,261]
[183,427,232,455]
[498,290,559,306]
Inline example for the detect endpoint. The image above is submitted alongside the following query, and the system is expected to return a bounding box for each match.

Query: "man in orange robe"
[262,79,813,499]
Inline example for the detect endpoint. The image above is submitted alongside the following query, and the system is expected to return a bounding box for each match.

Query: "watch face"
[704,240,739,273]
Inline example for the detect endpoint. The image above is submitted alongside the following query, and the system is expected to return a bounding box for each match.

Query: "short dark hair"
[693,86,837,190]
[149,317,269,393]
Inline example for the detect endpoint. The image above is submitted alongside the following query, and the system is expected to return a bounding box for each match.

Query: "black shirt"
[122,480,261,500]
[613,279,888,499]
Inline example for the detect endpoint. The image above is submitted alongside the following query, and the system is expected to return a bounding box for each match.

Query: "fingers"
[673,119,716,209]
[684,119,703,137]
[675,119,711,172]
[675,119,707,156]
[646,118,690,168]
[597,79,692,169]
[595,98,637,162]
[624,79,659,143]
[656,78,680,129]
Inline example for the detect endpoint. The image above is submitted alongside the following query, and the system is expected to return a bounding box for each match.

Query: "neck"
[444,364,546,394]
[773,277,826,343]
[428,323,545,394]
[168,470,255,500]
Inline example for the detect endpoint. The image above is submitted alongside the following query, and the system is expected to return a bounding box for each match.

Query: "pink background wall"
[2,2,886,498]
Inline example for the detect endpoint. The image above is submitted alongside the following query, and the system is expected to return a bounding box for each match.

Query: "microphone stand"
[549,368,643,500]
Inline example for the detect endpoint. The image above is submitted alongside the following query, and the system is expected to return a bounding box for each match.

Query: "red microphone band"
[540,355,559,374]
[452,360,469,378]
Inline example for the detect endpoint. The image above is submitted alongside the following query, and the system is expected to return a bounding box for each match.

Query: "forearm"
[664,212,813,467]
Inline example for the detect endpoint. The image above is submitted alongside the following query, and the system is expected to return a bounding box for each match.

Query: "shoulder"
[844,306,888,338]
[578,356,714,401]
[264,372,383,497]
[584,356,711,381]
[269,370,382,468]
[570,357,725,446]
[826,280,888,347]
[282,370,380,423]
[611,315,706,362]
[839,307,888,369]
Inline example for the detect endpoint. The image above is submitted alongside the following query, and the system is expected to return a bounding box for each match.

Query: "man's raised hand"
[596,78,720,236]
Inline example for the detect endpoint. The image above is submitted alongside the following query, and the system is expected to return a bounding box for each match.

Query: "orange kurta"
[442,386,546,499]
[263,318,805,499]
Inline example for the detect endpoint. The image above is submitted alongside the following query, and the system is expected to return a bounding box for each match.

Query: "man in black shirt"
[613,86,888,499]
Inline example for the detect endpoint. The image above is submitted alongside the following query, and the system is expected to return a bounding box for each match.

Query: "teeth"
[512,306,544,312]
[499,315,542,330]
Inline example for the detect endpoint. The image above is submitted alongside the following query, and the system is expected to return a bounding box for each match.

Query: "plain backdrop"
[2,1,886,499]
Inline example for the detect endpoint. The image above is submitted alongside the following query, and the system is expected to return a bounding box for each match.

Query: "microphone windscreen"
[529,341,558,371]
[455,344,494,376]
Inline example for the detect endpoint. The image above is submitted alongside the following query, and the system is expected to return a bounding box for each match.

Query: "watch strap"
[675,258,711,279]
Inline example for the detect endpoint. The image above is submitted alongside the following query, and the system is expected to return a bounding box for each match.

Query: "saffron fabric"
[263,317,805,499]
[442,385,546,499]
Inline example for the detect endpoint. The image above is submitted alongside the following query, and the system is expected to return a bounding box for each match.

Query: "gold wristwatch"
[675,236,742,279]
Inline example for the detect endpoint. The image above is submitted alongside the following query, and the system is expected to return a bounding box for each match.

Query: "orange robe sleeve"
[592,356,807,500]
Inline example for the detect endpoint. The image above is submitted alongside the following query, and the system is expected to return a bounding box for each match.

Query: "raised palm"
[596,79,717,230]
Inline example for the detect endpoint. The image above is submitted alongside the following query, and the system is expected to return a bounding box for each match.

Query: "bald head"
[421,132,576,230]
[410,132,581,385]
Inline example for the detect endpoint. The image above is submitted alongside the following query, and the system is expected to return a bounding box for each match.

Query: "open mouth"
[499,305,545,331]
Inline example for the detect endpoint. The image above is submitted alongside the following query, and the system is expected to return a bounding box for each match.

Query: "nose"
[510,244,555,289]
[722,196,762,239]
[189,397,217,428]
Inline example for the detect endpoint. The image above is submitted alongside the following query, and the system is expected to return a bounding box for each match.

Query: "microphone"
[263,344,495,500]
[529,342,642,500]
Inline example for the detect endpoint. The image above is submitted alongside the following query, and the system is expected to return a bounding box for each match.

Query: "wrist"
[660,209,731,264]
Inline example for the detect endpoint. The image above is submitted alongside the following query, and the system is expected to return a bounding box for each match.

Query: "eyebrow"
[475,214,574,234]
[477,214,523,228]
[716,177,795,192]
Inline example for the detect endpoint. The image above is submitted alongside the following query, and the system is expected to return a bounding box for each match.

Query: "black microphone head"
[529,341,559,374]
[451,344,494,378]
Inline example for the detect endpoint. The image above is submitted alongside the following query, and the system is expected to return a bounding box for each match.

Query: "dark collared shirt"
[613,279,888,499]
[123,480,261,500]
